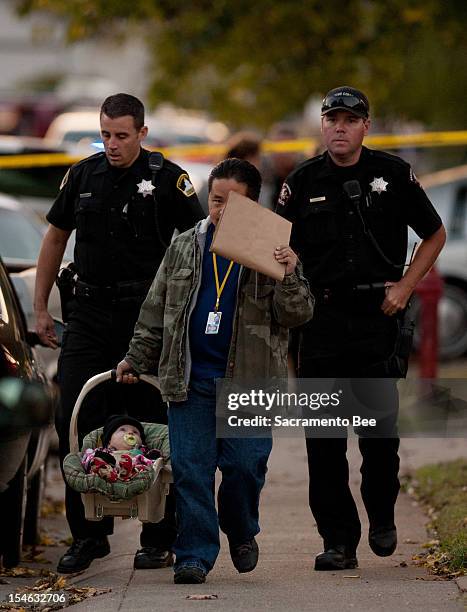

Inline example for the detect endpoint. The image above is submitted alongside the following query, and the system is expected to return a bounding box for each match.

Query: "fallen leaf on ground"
[22,547,51,564]
[412,549,461,579]
[0,573,111,611]
[422,539,440,549]
[0,567,42,577]
[343,575,360,579]
[39,534,58,547]
[40,498,65,517]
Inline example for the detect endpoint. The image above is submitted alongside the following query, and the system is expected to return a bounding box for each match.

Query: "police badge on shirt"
[278,182,292,207]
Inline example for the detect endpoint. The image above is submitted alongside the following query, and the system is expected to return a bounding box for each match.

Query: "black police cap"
[321,86,369,119]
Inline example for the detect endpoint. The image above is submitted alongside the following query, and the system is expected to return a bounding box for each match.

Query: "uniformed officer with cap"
[34,93,204,573]
[277,86,446,571]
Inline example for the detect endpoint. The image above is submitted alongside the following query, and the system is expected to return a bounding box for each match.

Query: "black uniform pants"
[56,297,176,549]
[298,299,400,553]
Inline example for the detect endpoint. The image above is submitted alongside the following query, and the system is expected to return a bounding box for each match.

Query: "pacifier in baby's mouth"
[123,433,138,447]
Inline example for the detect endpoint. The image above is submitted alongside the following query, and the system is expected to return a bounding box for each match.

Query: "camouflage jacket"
[125,217,314,402]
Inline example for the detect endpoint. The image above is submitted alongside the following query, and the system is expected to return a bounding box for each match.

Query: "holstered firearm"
[351,282,416,379]
[56,262,77,323]
[385,305,415,378]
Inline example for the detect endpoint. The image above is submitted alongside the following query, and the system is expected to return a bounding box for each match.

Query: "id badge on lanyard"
[205,311,222,334]
[206,253,234,335]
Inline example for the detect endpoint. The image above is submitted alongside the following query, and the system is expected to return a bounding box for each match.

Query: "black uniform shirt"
[277,146,442,288]
[47,148,204,284]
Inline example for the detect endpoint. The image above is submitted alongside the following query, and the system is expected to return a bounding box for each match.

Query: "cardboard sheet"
[210,191,292,281]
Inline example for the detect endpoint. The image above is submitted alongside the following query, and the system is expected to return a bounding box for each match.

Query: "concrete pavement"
[1,436,466,612]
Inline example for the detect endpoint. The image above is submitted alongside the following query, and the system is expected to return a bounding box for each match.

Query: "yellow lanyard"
[212,253,234,312]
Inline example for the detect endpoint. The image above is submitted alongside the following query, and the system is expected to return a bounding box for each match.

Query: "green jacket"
[125,217,314,402]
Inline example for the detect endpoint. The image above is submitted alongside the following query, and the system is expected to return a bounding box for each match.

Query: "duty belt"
[314,282,386,304]
[74,278,153,301]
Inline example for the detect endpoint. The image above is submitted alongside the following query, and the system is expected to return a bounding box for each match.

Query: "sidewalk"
[1,436,465,612]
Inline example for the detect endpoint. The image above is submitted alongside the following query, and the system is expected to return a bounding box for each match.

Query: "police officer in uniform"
[34,93,204,573]
[277,87,446,571]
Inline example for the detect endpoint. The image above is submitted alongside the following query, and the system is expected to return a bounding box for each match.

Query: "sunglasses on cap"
[321,90,369,118]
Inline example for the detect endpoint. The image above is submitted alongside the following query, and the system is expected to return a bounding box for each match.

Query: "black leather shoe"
[369,525,397,557]
[174,566,206,584]
[229,537,259,573]
[57,537,110,574]
[314,545,358,571]
[133,547,174,569]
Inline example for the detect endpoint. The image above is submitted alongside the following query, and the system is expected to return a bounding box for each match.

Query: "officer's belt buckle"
[76,280,114,300]
[76,279,151,300]
[102,286,115,299]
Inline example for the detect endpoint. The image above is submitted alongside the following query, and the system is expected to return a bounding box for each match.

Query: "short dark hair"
[100,93,145,129]
[208,158,262,201]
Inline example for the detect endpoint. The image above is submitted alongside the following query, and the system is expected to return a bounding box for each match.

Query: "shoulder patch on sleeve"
[60,168,71,190]
[278,182,292,206]
[176,173,195,197]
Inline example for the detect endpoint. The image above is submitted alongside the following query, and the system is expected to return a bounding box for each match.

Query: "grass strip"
[413,458,467,575]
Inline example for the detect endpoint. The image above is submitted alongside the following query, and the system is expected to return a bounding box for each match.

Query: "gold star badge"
[369,177,388,194]
[137,179,155,198]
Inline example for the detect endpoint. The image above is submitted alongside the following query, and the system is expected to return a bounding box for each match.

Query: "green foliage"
[14,0,467,128]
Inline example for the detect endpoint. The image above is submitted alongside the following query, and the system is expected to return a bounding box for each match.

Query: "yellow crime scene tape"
[0,130,466,169]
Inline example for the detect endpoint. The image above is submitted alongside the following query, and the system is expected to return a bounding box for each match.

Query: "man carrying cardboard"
[116,158,314,584]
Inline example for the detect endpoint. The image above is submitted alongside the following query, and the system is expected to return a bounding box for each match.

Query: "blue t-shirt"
[189,223,240,380]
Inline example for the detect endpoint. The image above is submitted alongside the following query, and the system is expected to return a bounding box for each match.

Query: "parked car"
[0,135,69,219]
[0,255,55,567]
[0,194,71,379]
[416,165,467,360]
[45,110,170,149]
[0,192,48,273]
[44,108,229,149]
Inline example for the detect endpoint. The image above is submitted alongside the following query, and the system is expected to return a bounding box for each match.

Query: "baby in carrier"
[80,414,162,482]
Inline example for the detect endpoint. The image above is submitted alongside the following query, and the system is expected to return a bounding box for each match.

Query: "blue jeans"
[168,378,272,574]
